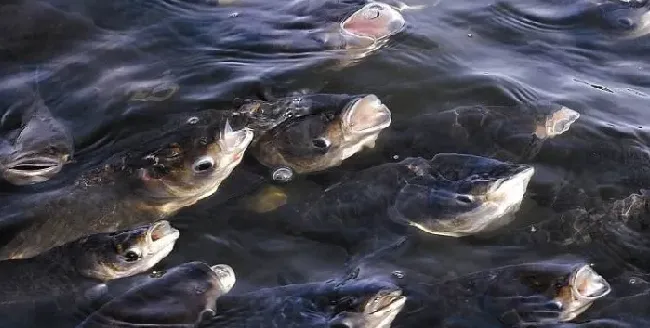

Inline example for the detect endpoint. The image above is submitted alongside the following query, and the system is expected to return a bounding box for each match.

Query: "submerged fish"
[200,273,405,328]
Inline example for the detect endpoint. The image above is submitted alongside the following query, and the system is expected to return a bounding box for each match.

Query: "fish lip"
[218,128,253,171]
[552,265,611,321]
[236,128,255,154]
[342,95,392,134]
[2,155,66,184]
[536,106,580,139]
[339,2,406,41]
[221,128,255,162]
[495,165,535,185]
[385,295,407,312]
[569,265,612,301]
[147,220,180,250]
[220,126,255,153]
[513,165,535,181]
[210,264,236,293]
[480,165,534,197]
[369,290,406,313]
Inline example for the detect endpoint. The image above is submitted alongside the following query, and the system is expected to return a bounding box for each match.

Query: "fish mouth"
[218,127,254,169]
[210,264,236,294]
[490,165,535,194]
[220,124,255,154]
[342,95,392,134]
[340,2,406,41]
[536,106,580,139]
[2,155,66,185]
[554,265,611,321]
[230,129,255,161]
[568,265,611,301]
[364,290,406,314]
[147,220,180,250]
[480,164,534,220]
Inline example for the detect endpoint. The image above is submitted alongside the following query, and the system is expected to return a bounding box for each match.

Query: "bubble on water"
[392,155,399,160]
[392,271,405,279]
[272,167,294,182]
[187,116,199,125]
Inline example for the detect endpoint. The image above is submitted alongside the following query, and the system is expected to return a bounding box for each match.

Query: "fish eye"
[312,138,331,149]
[193,157,215,173]
[123,248,142,262]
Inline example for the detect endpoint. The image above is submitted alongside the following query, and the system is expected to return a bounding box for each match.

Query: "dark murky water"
[2,0,650,327]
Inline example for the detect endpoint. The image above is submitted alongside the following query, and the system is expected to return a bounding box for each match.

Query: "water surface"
[2,0,650,326]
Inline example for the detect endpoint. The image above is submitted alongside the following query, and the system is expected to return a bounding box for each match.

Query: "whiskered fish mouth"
[2,155,66,184]
[147,220,180,249]
[342,95,392,134]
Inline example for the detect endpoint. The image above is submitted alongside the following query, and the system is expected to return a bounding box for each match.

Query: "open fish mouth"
[2,155,67,185]
[210,264,236,293]
[568,265,611,301]
[341,2,406,41]
[342,94,392,134]
[388,158,535,237]
[147,220,180,250]
[489,165,535,195]
[535,106,580,139]
[554,264,611,321]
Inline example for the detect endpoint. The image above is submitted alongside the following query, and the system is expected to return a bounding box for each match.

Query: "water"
[1,0,650,326]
